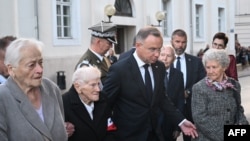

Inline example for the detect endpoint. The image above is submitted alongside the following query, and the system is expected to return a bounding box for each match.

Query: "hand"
[172,130,181,139]
[180,120,198,139]
[65,122,75,137]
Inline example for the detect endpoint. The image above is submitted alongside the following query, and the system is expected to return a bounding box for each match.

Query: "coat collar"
[5,77,54,140]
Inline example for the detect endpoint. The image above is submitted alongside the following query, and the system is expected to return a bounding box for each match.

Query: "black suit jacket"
[103,55,185,141]
[63,86,111,141]
[183,53,206,122]
[160,67,185,140]
[167,67,185,113]
[118,47,136,60]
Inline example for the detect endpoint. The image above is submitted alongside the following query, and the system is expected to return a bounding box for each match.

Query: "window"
[53,0,81,46]
[56,0,71,38]
[195,4,204,38]
[218,8,225,32]
[162,0,172,38]
[114,0,132,16]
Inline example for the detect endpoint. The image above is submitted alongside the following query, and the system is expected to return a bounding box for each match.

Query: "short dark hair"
[212,32,228,46]
[136,26,162,43]
[171,29,187,40]
[0,35,17,50]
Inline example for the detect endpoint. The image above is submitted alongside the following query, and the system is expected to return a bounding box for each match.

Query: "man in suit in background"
[103,26,198,141]
[170,29,206,141]
[158,45,185,141]
[75,22,117,84]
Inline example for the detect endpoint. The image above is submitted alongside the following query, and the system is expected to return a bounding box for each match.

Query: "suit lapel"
[151,63,161,104]
[129,57,150,103]
[70,92,96,130]
[185,54,192,88]
[92,97,107,127]
[40,83,55,132]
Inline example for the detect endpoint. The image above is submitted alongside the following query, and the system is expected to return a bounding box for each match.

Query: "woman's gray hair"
[4,38,43,67]
[202,48,230,68]
[72,66,101,84]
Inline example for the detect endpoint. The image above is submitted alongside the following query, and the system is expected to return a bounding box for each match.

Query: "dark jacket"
[63,86,111,141]
[103,55,185,141]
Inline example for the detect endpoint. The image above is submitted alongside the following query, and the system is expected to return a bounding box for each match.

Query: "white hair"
[72,66,101,84]
[4,38,43,67]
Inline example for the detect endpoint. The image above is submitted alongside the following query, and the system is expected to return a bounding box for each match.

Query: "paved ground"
[177,66,250,141]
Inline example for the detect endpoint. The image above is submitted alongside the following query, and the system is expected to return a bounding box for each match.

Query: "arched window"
[114,0,132,17]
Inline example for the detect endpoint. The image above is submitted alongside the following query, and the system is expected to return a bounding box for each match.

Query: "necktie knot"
[177,56,181,60]
[143,64,149,69]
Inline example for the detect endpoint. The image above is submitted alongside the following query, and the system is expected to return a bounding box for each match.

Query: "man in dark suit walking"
[158,45,185,141]
[102,26,198,141]
[170,29,206,141]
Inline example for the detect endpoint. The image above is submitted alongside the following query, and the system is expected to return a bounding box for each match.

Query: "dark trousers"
[147,131,159,141]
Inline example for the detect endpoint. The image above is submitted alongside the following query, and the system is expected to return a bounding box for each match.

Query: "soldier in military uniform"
[75,22,117,84]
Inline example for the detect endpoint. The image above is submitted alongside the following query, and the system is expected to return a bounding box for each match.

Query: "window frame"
[52,0,81,46]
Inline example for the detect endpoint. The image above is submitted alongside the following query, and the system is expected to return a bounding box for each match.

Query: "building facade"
[235,0,250,47]
[0,0,235,91]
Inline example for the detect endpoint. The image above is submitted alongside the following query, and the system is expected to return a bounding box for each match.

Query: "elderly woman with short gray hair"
[0,38,68,141]
[191,48,249,141]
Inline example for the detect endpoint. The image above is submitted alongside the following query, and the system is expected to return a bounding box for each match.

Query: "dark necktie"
[176,56,181,71]
[143,64,153,99]
[164,71,169,91]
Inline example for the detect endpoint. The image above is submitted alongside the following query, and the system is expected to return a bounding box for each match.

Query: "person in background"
[197,44,209,59]
[102,26,198,141]
[118,36,136,60]
[0,38,67,141]
[107,48,118,64]
[171,29,206,141]
[158,45,185,141]
[212,32,238,81]
[63,65,112,141]
[0,35,17,84]
[75,22,117,84]
[191,49,249,141]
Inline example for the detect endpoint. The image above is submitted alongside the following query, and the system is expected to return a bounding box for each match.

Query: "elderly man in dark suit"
[102,26,198,141]
[75,22,117,84]
[170,29,206,141]
[63,66,112,141]
[158,45,185,141]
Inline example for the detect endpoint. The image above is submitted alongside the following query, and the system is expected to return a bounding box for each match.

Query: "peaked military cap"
[88,22,117,44]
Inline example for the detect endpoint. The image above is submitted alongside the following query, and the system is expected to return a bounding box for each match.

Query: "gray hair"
[202,48,230,68]
[72,66,101,84]
[4,38,43,67]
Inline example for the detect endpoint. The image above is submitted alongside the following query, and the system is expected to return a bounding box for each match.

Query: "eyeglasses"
[212,42,224,49]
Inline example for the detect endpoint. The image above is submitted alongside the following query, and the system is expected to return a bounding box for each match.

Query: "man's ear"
[73,82,81,93]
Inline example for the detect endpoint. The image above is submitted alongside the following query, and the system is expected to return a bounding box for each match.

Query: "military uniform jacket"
[75,49,109,83]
